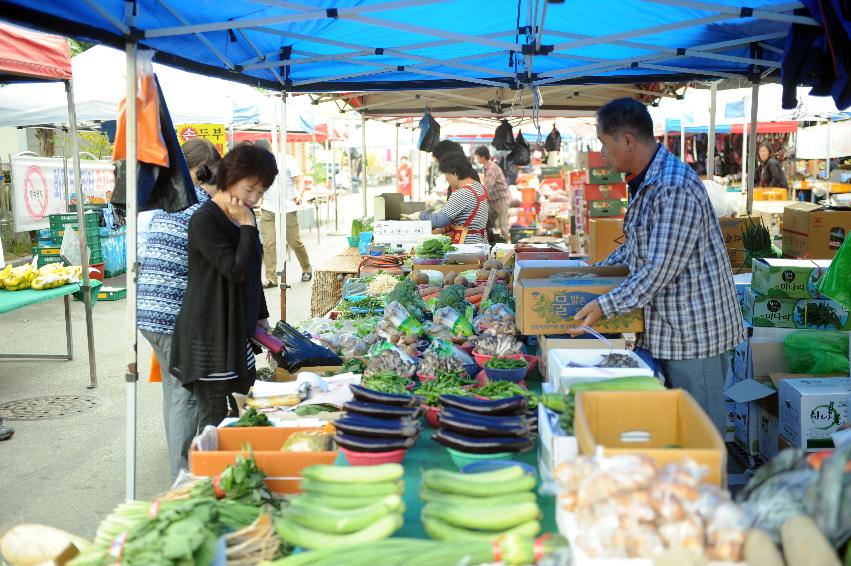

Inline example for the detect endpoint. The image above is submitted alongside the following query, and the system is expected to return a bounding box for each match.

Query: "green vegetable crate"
[588,199,625,218]
[35,254,64,268]
[50,225,101,245]
[587,168,626,184]
[49,211,100,229]
[97,286,127,301]
[742,287,850,330]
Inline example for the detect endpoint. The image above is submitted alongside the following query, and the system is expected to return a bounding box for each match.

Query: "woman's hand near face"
[224,195,255,226]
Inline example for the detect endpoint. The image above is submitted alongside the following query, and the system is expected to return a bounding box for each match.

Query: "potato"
[483,259,502,270]
[411,271,429,285]
[390,334,401,344]
[495,269,510,280]
[476,269,490,281]
[403,334,417,345]
[444,271,457,286]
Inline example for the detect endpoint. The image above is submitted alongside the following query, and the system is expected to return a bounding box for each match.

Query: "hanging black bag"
[418,111,441,152]
[545,125,562,151]
[507,131,530,166]
[493,119,515,150]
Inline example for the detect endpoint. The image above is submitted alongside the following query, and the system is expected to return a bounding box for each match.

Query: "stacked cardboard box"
[782,202,851,259]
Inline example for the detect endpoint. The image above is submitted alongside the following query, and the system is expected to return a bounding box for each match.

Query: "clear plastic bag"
[705,502,749,562]
[342,277,369,299]
[784,330,850,374]
[281,431,333,452]
[433,306,474,337]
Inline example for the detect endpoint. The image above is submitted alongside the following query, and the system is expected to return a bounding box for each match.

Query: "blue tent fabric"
[0,0,814,93]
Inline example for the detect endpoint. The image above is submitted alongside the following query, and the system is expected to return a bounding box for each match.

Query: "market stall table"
[310,246,363,317]
[0,281,100,379]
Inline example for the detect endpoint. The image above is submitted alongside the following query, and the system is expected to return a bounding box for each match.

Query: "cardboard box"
[568,169,587,186]
[782,202,851,259]
[754,187,789,201]
[514,265,644,335]
[536,334,627,379]
[514,251,573,262]
[548,348,655,391]
[513,258,586,285]
[373,193,426,220]
[742,287,851,330]
[540,178,564,192]
[537,382,578,484]
[583,183,627,201]
[587,218,624,264]
[751,258,830,298]
[779,377,849,451]
[575,390,727,485]
[717,216,753,267]
[724,399,736,442]
[725,377,775,455]
[734,273,752,311]
[587,167,626,184]
[759,409,780,461]
[412,262,480,275]
[189,426,338,493]
[587,199,625,218]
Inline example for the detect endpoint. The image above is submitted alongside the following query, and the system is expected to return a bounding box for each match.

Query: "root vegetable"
[483,259,502,270]
[465,287,483,297]
[444,272,457,286]
[743,529,784,566]
[781,515,839,566]
[476,269,490,280]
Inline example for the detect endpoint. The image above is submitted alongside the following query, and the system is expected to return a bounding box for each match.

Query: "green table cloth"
[0,280,101,314]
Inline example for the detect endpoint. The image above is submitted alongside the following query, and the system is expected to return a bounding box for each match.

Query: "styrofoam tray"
[548,348,654,392]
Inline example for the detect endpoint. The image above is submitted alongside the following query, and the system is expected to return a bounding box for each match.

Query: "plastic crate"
[36,255,64,268]
[97,286,127,301]
[33,245,61,256]
[50,226,101,244]
[49,211,100,228]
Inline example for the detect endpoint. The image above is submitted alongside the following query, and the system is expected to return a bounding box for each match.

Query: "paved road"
[0,183,395,538]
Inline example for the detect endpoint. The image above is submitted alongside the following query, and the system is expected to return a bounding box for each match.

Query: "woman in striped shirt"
[406,152,490,244]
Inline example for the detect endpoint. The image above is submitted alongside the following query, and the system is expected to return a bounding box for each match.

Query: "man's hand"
[566,300,602,336]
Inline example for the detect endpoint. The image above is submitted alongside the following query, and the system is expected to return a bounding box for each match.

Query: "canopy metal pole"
[707,82,717,179]
[360,113,367,216]
[277,93,288,321]
[680,123,686,161]
[61,128,70,205]
[124,40,139,502]
[395,123,400,200]
[742,119,748,202]
[331,117,338,232]
[64,80,97,390]
[746,81,759,216]
[825,118,831,184]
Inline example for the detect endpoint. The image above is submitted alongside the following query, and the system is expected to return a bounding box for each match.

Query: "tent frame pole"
[746,80,759,216]
[124,39,139,502]
[64,79,97,390]
[277,93,288,321]
[707,82,717,178]
[361,113,367,216]
[395,122,400,200]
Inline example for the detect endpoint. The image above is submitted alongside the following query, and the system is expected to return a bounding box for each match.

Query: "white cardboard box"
[725,379,775,456]
[538,382,578,494]
[537,335,627,381]
[758,409,780,461]
[779,377,850,451]
[548,348,653,392]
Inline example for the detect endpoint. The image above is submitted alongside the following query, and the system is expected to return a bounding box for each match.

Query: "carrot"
[419,286,441,297]
[464,287,483,297]
[423,293,440,301]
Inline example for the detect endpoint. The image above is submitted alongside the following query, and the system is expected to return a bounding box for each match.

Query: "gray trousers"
[141,329,200,481]
[659,353,729,437]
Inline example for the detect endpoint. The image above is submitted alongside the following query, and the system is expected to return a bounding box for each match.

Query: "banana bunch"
[30,264,74,290]
[3,265,37,291]
[0,265,11,289]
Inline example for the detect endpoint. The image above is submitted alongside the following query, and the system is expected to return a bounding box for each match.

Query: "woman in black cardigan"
[170,143,278,427]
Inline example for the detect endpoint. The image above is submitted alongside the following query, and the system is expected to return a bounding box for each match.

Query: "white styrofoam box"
[726,379,774,456]
[779,377,850,451]
[538,383,578,492]
[548,348,654,392]
[759,410,780,461]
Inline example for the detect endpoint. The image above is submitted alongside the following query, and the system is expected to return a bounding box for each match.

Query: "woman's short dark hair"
[182,138,221,185]
[433,140,464,161]
[438,152,476,179]
[596,97,655,142]
[474,146,490,160]
[217,143,278,192]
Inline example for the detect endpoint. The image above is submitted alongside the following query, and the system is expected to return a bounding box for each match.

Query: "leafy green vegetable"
[294,403,339,416]
[386,279,426,319]
[416,377,473,407]
[473,381,538,409]
[361,372,413,394]
[485,356,528,369]
[230,407,272,427]
[416,236,456,259]
[190,453,274,506]
[435,284,467,312]
[341,358,368,373]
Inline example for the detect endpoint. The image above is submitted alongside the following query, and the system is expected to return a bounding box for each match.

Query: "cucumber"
[419,487,537,506]
[421,471,535,497]
[301,478,403,498]
[421,515,540,542]
[274,512,403,550]
[283,495,403,534]
[294,494,391,510]
[302,464,404,484]
[422,501,540,530]
[424,465,525,486]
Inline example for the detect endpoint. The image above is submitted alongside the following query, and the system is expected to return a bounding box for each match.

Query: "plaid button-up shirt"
[597,145,744,360]
[482,160,510,207]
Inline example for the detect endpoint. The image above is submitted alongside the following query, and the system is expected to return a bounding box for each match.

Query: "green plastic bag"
[784,330,849,374]
[817,236,851,310]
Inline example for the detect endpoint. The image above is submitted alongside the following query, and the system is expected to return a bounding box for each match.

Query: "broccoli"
[436,284,467,312]
[386,278,425,318]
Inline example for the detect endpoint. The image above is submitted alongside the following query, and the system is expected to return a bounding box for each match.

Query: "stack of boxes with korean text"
[575,151,628,263]
[726,257,849,462]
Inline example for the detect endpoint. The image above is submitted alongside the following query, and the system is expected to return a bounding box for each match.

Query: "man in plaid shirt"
[475,146,510,239]
[571,98,744,434]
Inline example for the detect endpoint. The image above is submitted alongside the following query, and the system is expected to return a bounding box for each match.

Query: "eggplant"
[438,394,528,416]
[343,400,423,420]
[431,429,534,454]
[350,384,419,407]
[334,415,422,438]
[439,408,529,437]
[335,431,417,452]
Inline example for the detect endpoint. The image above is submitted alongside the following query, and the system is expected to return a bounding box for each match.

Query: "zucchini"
[568,376,664,394]
[432,429,534,454]
[422,501,540,530]
[301,478,403,498]
[421,515,540,542]
[274,512,403,550]
[424,466,525,486]
[421,471,535,497]
[302,464,404,484]
[293,494,391,510]
[283,495,403,534]
[439,394,528,415]
[350,384,418,407]
[419,487,537,506]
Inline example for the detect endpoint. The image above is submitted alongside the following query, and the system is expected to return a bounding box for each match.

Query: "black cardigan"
[170,200,269,393]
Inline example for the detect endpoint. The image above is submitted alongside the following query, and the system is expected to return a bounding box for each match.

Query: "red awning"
[0,22,72,81]
[234,128,345,145]
[730,121,797,134]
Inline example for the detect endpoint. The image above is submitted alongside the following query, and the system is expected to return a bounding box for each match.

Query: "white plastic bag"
[59,225,82,266]
[703,180,739,218]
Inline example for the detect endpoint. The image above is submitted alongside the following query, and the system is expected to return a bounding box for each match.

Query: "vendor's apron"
[444,183,488,244]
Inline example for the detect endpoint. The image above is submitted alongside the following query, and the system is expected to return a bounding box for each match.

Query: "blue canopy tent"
[0,0,825,499]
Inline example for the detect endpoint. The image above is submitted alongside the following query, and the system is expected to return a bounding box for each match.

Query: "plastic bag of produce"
[281,430,333,452]
[817,237,851,310]
[433,306,474,337]
[427,337,474,365]
[342,277,369,299]
[784,330,850,374]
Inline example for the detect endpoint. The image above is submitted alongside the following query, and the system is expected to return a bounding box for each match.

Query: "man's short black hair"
[474,146,490,160]
[432,139,464,160]
[596,97,655,142]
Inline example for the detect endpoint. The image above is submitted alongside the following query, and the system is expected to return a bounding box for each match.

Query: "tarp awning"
[0,21,71,82]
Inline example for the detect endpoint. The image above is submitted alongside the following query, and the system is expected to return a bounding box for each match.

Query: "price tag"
[372,220,431,245]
